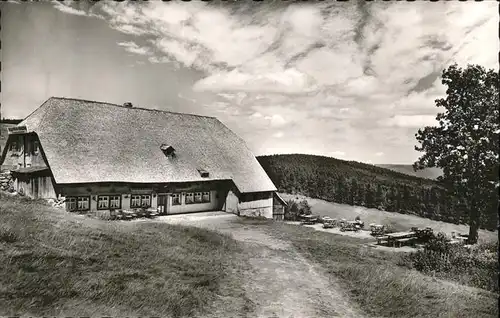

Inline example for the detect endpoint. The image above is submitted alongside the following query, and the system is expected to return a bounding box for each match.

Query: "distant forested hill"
[257,154,497,231]
[376,164,442,180]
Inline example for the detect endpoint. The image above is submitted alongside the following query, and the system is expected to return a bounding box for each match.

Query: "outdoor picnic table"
[385,231,417,247]
[375,231,417,246]
[454,236,468,242]
[376,235,389,245]
[386,231,415,239]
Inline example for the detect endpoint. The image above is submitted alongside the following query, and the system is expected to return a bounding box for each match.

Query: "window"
[172,193,181,205]
[98,196,109,209]
[97,195,121,210]
[33,141,39,155]
[185,193,194,204]
[194,192,202,203]
[67,197,77,211]
[202,192,210,203]
[141,195,151,207]
[9,139,19,152]
[71,196,90,211]
[110,195,121,209]
[131,195,142,208]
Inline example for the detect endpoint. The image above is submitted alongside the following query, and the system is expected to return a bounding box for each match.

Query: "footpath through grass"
[0,194,250,318]
[237,218,499,318]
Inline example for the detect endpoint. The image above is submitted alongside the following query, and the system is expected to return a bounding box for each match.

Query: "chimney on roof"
[123,102,133,108]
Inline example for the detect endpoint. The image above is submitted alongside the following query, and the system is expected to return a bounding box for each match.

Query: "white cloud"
[380,115,438,128]
[375,152,384,157]
[92,1,496,98]
[53,1,497,163]
[117,41,152,56]
[53,2,87,16]
[273,131,284,138]
[113,24,149,36]
[251,112,263,118]
[330,151,346,157]
[264,114,287,127]
[193,68,318,94]
[148,56,172,64]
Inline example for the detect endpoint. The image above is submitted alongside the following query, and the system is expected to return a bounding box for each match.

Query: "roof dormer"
[160,144,175,157]
[197,168,209,178]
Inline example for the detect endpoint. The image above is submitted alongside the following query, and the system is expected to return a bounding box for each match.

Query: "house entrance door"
[157,194,168,215]
[32,177,39,199]
[225,190,239,215]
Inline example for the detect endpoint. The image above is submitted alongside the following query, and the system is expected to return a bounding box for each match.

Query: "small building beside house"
[0,97,286,220]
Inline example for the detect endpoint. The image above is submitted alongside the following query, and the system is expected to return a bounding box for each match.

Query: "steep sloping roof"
[18,97,277,193]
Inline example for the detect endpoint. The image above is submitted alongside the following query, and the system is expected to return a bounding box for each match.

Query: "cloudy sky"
[1,0,497,164]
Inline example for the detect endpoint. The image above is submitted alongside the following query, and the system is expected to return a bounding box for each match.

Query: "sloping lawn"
[281,193,498,243]
[236,218,499,318]
[0,194,250,318]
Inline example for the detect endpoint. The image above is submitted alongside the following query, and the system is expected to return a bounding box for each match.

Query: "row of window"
[67,195,151,211]
[9,139,39,154]
[242,192,270,202]
[161,192,211,206]
[67,196,90,211]
[66,192,212,211]
[184,192,211,205]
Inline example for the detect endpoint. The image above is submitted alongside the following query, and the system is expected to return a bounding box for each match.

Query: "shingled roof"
[15,97,277,193]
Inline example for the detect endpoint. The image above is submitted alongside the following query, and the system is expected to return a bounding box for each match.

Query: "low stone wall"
[239,206,273,219]
[0,171,14,192]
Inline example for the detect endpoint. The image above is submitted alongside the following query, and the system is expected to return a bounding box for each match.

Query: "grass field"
[281,193,498,244]
[0,193,251,318]
[236,218,499,318]
[1,193,497,317]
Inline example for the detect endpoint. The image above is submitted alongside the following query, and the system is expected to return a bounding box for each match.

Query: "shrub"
[298,199,311,215]
[284,199,311,221]
[405,232,499,292]
[284,199,299,220]
[384,224,396,234]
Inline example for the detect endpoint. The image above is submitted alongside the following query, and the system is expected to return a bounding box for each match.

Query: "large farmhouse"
[0,97,286,220]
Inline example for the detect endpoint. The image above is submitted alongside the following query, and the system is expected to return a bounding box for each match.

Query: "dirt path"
[153,213,365,318]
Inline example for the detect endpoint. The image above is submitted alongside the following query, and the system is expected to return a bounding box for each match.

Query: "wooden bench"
[377,236,389,245]
[120,210,136,220]
[394,237,417,247]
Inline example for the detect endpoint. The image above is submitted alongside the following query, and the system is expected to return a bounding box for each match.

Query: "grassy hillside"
[1,193,497,317]
[280,193,498,243]
[376,164,442,180]
[257,154,497,231]
[0,193,250,317]
[238,218,498,318]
